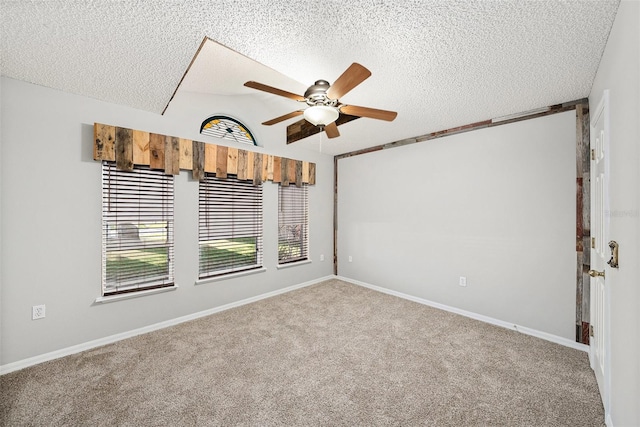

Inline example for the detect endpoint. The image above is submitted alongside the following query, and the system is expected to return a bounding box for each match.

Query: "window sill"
[277,259,312,269]
[195,267,267,285]
[94,285,178,304]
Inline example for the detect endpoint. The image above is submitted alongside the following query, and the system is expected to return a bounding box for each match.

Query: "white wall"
[589,1,640,425]
[337,111,577,340]
[0,77,335,366]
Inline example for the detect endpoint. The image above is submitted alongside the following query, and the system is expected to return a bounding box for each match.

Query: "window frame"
[101,161,175,297]
[198,174,264,280]
[277,183,309,265]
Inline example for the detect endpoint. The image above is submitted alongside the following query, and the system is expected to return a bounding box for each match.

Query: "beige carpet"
[1,279,603,426]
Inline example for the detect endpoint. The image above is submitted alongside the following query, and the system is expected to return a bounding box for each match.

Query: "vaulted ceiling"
[1,1,620,155]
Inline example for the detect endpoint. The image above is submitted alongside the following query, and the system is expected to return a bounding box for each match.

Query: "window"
[200,115,257,146]
[199,175,263,278]
[101,162,174,296]
[278,184,309,264]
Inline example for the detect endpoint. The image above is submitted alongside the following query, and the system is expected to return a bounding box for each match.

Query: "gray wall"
[3,4,638,419]
[589,1,640,425]
[0,77,335,365]
[337,111,577,340]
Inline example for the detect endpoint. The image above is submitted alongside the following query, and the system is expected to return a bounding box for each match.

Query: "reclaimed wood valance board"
[93,123,316,186]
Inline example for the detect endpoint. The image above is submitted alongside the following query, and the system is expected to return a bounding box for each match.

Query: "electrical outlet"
[348,256,353,262]
[320,254,325,261]
[459,277,467,287]
[32,305,46,320]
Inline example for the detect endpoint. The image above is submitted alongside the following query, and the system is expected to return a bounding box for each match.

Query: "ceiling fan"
[244,63,397,139]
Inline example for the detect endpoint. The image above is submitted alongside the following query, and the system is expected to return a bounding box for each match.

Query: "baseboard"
[338,276,589,352]
[0,275,336,375]
[1,274,586,375]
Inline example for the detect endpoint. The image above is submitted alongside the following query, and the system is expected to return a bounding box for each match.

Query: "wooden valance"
[93,123,316,186]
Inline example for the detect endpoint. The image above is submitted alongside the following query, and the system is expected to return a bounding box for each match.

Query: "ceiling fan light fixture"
[303,105,339,127]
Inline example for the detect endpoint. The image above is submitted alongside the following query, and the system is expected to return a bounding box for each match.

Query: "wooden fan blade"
[327,63,371,100]
[324,122,340,138]
[244,81,305,101]
[340,105,398,121]
[262,110,304,126]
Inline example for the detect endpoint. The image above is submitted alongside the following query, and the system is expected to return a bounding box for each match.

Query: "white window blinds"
[278,184,309,264]
[101,162,174,296]
[199,175,263,278]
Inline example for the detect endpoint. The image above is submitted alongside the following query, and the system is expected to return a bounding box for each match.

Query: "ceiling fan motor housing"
[304,80,337,106]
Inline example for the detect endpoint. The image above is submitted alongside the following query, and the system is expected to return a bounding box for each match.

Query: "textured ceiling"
[1,0,620,155]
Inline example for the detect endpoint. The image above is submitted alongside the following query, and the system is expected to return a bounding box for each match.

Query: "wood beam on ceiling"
[335,99,588,160]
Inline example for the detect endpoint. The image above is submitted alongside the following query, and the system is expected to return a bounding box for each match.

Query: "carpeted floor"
[1,279,603,426]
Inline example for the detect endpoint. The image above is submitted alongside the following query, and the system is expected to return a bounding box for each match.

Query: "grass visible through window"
[199,237,258,275]
[279,242,302,260]
[106,247,168,287]
[105,222,169,288]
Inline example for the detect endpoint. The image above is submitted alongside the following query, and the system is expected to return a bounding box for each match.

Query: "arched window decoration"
[200,115,257,146]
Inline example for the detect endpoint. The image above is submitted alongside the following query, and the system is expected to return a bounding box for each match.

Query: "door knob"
[588,269,605,278]
[607,240,619,268]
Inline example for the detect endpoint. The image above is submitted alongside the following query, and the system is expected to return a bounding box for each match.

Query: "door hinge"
[591,237,596,249]
[591,149,595,160]
[589,325,594,337]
